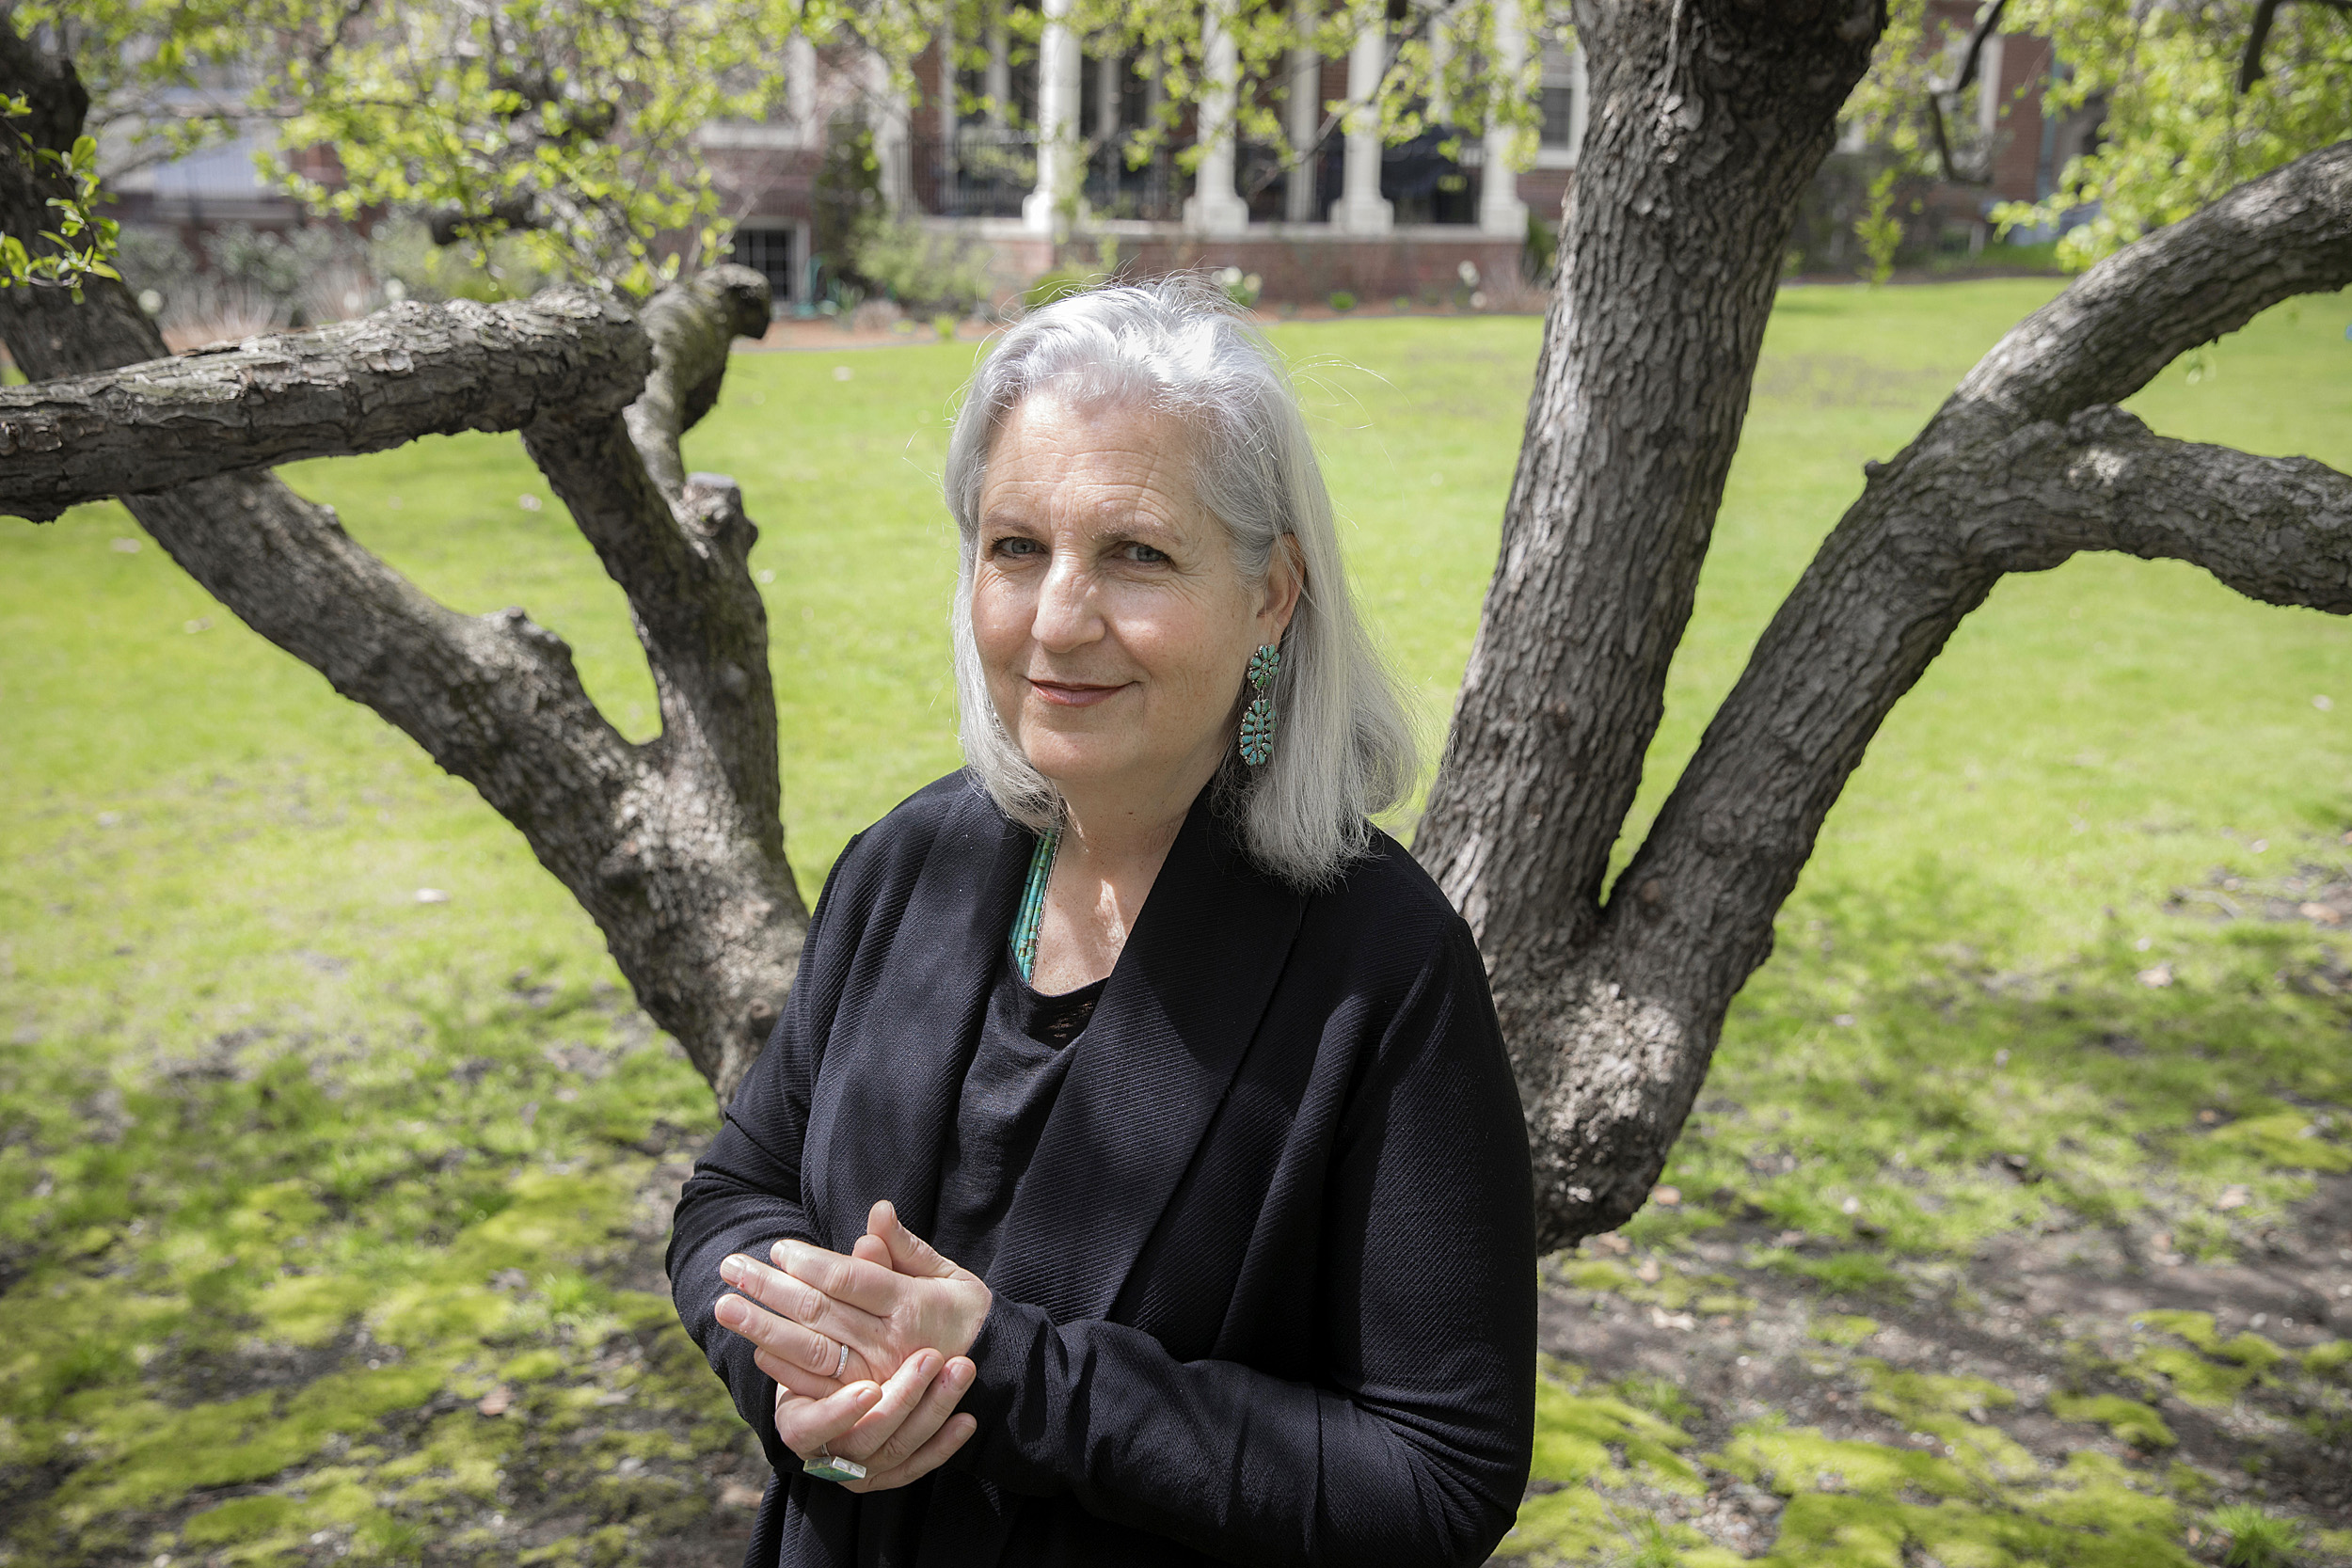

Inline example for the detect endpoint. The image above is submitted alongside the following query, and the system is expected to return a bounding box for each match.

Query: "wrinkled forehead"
[978,388,1212,518]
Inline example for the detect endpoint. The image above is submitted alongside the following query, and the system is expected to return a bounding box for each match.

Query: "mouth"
[1025,676,1131,709]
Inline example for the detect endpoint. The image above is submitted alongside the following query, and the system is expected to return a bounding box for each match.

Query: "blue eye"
[993,536,1043,557]
[1124,543,1169,563]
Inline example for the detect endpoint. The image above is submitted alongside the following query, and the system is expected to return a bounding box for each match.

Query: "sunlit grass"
[5,280,2351,1562]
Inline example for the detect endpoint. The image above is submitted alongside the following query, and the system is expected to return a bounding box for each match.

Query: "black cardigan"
[668,773,1535,1568]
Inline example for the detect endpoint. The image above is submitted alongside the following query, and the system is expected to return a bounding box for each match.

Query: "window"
[726,228,796,310]
[1537,40,1581,164]
[1540,85,1575,147]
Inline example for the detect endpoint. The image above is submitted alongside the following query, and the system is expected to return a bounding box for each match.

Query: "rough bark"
[1408,0,1884,1235]
[0,293,649,521]
[0,35,802,1105]
[1415,0,1883,979]
[1431,118,2352,1249]
[625,267,774,499]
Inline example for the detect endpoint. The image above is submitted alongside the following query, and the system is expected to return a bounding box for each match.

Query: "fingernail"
[916,1351,939,1379]
[720,1256,745,1283]
[715,1296,744,1327]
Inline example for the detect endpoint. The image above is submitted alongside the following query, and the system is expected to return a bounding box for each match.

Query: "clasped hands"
[713,1199,992,1493]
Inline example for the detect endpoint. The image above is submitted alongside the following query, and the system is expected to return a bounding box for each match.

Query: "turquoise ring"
[803,1445,866,1484]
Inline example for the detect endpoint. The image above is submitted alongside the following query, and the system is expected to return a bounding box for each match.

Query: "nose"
[1031,548,1102,653]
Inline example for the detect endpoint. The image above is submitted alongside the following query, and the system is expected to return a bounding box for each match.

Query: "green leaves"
[1851,0,2352,273]
[0,109,121,299]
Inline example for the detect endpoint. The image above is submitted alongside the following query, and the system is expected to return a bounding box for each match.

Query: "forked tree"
[5,3,2350,1252]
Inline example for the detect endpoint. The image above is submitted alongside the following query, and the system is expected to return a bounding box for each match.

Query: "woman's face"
[972,394,1298,812]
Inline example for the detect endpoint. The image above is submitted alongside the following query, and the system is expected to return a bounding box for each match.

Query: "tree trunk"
[0,32,804,1106]
[1413,0,1883,1245]
[1419,0,2352,1253]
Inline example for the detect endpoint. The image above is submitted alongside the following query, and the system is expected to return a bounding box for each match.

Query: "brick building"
[707,4,1586,310]
[1906,1,2106,250]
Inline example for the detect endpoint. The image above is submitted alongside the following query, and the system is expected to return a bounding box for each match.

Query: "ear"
[1258,534,1306,641]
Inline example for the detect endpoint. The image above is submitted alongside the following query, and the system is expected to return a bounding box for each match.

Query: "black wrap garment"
[667,772,1535,1567]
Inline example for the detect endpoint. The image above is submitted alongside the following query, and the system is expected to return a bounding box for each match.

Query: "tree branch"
[0,19,802,1103]
[2240,0,2286,92]
[1952,138,2352,433]
[0,293,650,522]
[1927,0,2008,183]
[1459,133,2352,1249]
[624,264,771,499]
[1502,408,2352,1248]
[521,265,783,854]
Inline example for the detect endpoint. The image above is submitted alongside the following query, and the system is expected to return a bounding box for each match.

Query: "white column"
[1332,6,1391,233]
[1096,52,1120,142]
[1183,4,1250,235]
[985,24,1011,128]
[865,52,913,215]
[1284,1,1319,223]
[1477,0,1529,236]
[1024,0,1083,234]
[1095,49,1120,203]
[787,33,818,144]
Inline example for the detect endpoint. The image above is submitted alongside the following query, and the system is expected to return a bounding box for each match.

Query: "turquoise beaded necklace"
[1009,826,1059,982]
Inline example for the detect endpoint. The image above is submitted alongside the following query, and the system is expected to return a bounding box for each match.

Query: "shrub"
[1328,290,1356,311]
[116,221,390,346]
[850,215,993,315]
[2213,1503,2306,1568]
[1524,210,1559,284]
[1214,265,1262,309]
[814,114,885,293]
[366,217,550,306]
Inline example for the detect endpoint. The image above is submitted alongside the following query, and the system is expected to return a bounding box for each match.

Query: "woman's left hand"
[748,1199,993,1376]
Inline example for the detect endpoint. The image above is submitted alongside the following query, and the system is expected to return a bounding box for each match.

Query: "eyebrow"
[977,507,1188,547]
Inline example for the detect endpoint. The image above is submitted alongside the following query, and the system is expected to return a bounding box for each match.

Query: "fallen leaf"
[2216,1185,2250,1212]
[1590,1232,1630,1255]
[477,1386,513,1417]
[720,1481,764,1509]
[1635,1258,1661,1283]
[2136,963,2172,988]
[2298,901,2341,924]
[415,888,450,904]
[1652,1185,1681,1207]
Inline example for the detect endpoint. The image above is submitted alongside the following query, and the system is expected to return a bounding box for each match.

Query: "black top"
[932,960,1105,1278]
[668,773,1535,1568]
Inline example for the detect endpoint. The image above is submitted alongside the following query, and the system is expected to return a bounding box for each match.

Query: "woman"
[668,279,1535,1568]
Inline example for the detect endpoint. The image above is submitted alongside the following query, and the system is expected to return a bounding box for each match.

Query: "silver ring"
[834,1340,849,1380]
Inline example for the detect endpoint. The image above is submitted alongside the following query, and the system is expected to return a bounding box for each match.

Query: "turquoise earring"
[1239,643,1281,767]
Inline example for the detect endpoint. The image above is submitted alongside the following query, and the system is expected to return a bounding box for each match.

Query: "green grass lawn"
[4,279,2351,1565]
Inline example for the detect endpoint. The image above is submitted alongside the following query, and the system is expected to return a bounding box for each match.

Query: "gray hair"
[942,276,1418,890]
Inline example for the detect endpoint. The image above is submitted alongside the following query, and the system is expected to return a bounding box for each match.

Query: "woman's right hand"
[719,1231,898,1392]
